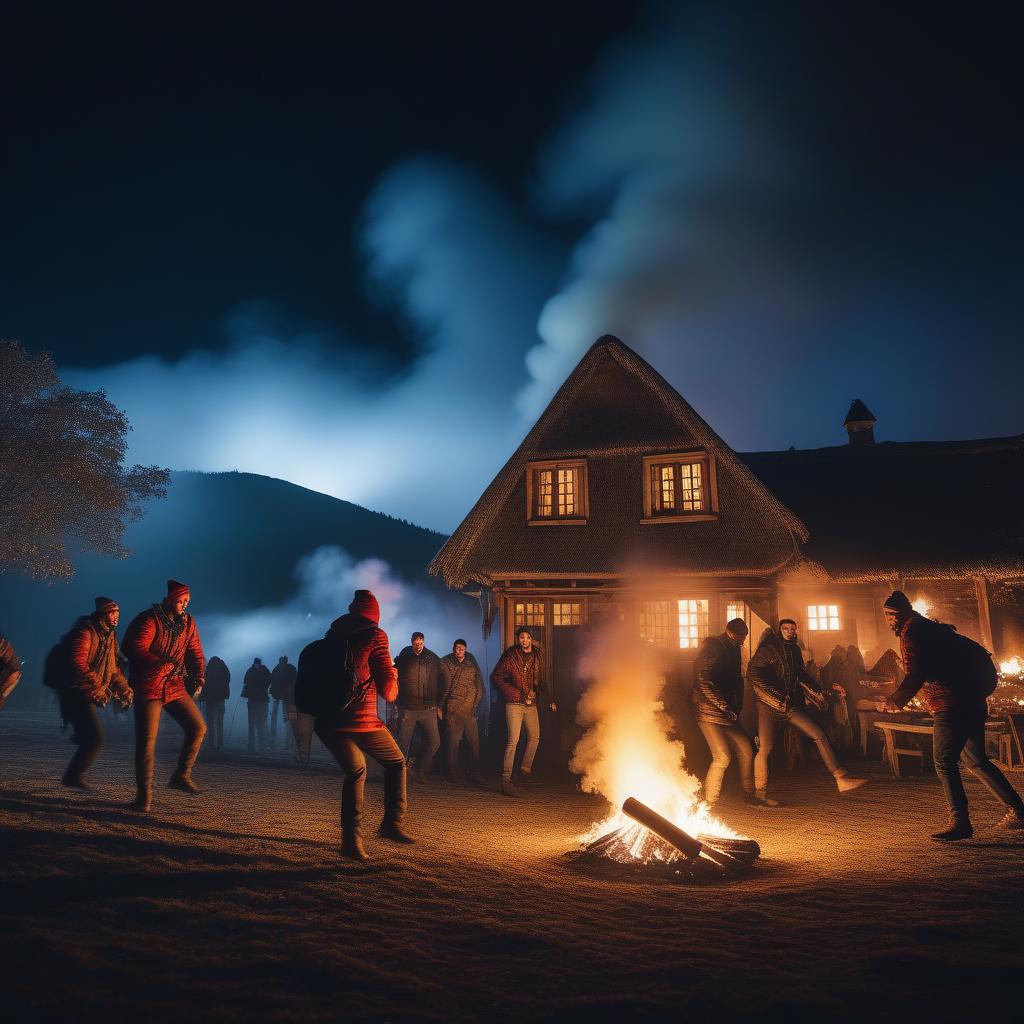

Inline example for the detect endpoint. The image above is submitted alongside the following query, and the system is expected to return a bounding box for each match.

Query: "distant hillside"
[0,471,450,679]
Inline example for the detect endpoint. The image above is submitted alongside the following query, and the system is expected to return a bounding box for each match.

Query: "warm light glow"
[911,596,931,617]
[808,603,840,631]
[572,622,741,859]
[1000,655,1024,677]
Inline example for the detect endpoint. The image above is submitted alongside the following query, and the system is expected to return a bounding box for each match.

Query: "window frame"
[526,458,589,525]
[641,451,719,523]
[807,603,842,632]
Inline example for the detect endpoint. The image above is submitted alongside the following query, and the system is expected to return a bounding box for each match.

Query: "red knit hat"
[94,596,118,614]
[166,579,191,601]
[349,589,380,623]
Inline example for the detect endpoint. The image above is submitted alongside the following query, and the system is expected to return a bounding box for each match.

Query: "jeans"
[203,698,225,749]
[134,695,206,794]
[697,720,754,803]
[445,711,481,778]
[60,688,104,781]
[316,726,408,837]
[247,699,269,752]
[756,702,841,791]
[503,703,540,779]
[398,708,441,776]
[932,707,1024,821]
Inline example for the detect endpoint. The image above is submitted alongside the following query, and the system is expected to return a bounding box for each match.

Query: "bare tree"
[0,339,170,580]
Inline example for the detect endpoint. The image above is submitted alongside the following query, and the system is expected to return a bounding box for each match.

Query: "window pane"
[514,602,546,627]
[660,465,675,511]
[536,470,553,517]
[679,462,703,512]
[641,600,671,647]
[808,603,841,631]
[677,599,710,649]
[557,467,577,517]
[553,602,582,626]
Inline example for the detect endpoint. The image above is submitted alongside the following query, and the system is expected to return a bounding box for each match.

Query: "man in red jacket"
[314,589,413,861]
[123,580,207,812]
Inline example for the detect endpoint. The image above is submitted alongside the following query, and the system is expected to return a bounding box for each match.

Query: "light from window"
[650,460,705,514]
[552,602,582,626]
[536,470,553,517]
[532,463,584,519]
[514,602,546,627]
[678,599,710,649]
[640,601,671,647]
[557,467,577,517]
[808,604,841,631]
[726,601,747,624]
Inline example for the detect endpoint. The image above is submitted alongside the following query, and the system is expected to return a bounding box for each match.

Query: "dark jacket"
[270,660,297,701]
[491,645,545,705]
[318,612,398,732]
[890,611,981,714]
[203,656,231,702]
[242,662,272,702]
[690,633,744,724]
[440,652,484,717]
[394,647,442,710]
[124,604,205,704]
[749,628,822,715]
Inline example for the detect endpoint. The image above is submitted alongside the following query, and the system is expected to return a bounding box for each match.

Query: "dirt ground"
[1,714,1022,1023]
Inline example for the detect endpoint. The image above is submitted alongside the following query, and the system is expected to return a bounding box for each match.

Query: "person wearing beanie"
[45,598,133,790]
[882,590,1024,841]
[122,580,207,812]
[311,589,412,861]
[750,618,867,803]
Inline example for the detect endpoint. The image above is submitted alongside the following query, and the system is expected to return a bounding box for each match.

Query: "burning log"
[622,797,703,860]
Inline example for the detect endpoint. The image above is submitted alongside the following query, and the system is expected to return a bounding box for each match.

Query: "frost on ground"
[1,717,1022,1023]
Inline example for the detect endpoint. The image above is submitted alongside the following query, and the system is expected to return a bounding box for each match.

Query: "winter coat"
[394,647,442,710]
[66,614,131,704]
[440,652,484,717]
[316,612,398,732]
[749,628,822,715]
[491,645,545,705]
[123,604,205,704]
[242,663,272,702]
[890,611,983,714]
[269,661,297,701]
[690,633,744,724]
[203,657,231,702]
[0,634,21,704]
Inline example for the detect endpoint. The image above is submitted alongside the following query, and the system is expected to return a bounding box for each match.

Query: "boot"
[931,816,973,842]
[995,808,1024,831]
[745,790,780,807]
[501,776,519,798]
[61,771,92,791]
[341,832,370,862]
[518,769,541,787]
[379,818,416,844]
[168,771,201,794]
[129,788,153,813]
[834,770,868,793]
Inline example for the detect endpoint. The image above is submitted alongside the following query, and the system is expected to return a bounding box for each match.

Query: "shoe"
[341,835,370,862]
[129,791,153,813]
[745,790,780,807]
[996,809,1024,831]
[501,777,519,798]
[835,773,868,794]
[168,772,200,794]
[518,770,541,787]
[379,821,416,845]
[931,819,973,842]
[61,772,92,791]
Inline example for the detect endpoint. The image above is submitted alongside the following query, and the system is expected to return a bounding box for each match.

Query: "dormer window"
[527,459,588,524]
[642,452,718,522]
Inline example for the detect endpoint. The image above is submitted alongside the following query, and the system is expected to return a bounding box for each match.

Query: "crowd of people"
[2,583,1023,858]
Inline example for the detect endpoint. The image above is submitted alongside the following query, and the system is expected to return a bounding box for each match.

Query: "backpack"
[295,632,366,718]
[42,636,72,691]
[944,629,998,697]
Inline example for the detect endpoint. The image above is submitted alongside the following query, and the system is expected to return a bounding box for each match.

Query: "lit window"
[808,604,841,631]
[528,461,587,521]
[726,601,746,624]
[552,602,582,626]
[643,454,716,520]
[678,599,710,649]
[514,602,546,627]
[640,601,672,647]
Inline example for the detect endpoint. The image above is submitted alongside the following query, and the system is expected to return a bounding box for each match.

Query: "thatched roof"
[429,336,808,588]
[743,435,1024,582]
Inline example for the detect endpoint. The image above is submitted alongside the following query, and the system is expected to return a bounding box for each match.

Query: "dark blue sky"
[3,2,1022,530]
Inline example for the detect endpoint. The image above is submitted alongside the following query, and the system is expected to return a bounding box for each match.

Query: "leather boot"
[61,771,92,791]
[518,769,541,787]
[931,816,973,842]
[168,771,200,794]
[341,831,370,862]
[129,788,153,813]
[501,775,519,798]
[379,817,416,844]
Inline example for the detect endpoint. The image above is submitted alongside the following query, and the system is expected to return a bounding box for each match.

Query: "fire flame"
[570,622,741,858]
[1000,655,1023,677]
[911,596,931,617]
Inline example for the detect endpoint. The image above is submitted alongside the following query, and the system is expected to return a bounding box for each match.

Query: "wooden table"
[874,719,1009,777]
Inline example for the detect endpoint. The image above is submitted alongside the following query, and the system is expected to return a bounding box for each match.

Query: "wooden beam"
[975,577,994,652]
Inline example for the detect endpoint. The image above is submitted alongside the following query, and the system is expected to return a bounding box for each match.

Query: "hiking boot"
[379,820,416,845]
[996,809,1024,831]
[745,790,780,807]
[61,772,92,791]
[518,770,541,787]
[834,772,868,794]
[931,818,973,842]
[341,834,370,862]
[168,772,200,794]
[501,777,519,798]
[129,790,153,813]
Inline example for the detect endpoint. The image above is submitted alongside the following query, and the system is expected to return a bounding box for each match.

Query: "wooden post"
[975,577,994,653]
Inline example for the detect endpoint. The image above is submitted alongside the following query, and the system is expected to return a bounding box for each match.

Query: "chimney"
[844,399,876,446]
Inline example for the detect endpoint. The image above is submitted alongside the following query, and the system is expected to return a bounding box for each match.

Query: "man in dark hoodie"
[691,618,766,807]
[440,638,486,785]
[51,598,134,789]
[314,590,412,861]
[394,632,443,783]
[242,657,272,753]
[269,655,297,751]
[882,589,1024,841]
[750,618,866,803]
[201,655,231,751]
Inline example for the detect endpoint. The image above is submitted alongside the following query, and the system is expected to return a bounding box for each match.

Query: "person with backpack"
[298,589,412,861]
[242,657,272,753]
[201,656,231,751]
[0,633,21,711]
[123,580,206,813]
[269,655,297,751]
[882,589,1024,840]
[46,598,134,789]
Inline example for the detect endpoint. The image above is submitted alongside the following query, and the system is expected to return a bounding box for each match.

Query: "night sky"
[3,1,1022,531]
